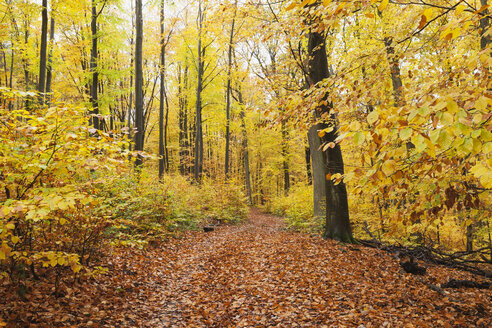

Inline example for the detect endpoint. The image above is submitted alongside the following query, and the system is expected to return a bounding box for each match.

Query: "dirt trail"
[132,209,489,327]
[4,209,491,327]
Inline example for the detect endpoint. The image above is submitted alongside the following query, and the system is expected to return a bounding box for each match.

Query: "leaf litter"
[1,208,490,327]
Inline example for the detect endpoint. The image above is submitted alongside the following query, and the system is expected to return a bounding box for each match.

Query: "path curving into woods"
[4,208,491,327]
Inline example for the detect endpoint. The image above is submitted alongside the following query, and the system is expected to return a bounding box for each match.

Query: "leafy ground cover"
[1,208,491,327]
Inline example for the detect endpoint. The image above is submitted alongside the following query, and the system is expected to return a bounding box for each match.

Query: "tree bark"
[224,1,237,179]
[305,145,312,185]
[90,0,100,130]
[193,0,204,182]
[158,0,165,178]
[307,29,352,242]
[45,16,55,103]
[37,0,48,103]
[134,0,144,167]
[237,86,252,205]
[281,121,290,195]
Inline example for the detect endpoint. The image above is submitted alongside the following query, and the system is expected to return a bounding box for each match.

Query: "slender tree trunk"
[45,17,55,103]
[134,0,144,167]
[238,86,252,205]
[307,30,352,242]
[128,6,135,152]
[158,0,165,178]
[37,0,48,103]
[281,120,290,195]
[224,1,237,179]
[194,0,204,182]
[90,0,100,130]
[305,145,312,185]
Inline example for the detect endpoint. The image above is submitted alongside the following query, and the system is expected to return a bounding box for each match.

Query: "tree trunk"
[305,145,312,185]
[158,0,165,178]
[90,0,100,130]
[134,0,144,167]
[37,0,48,103]
[307,30,352,242]
[45,16,55,103]
[238,87,252,205]
[224,1,237,179]
[194,0,204,182]
[281,121,290,195]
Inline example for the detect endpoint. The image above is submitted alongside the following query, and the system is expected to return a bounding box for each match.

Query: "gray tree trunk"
[193,0,204,181]
[159,0,165,178]
[307,30,352,242]
[37,0,48,103]
[134,0,144,167]
[224,1,237,179]
[45,16,55,102]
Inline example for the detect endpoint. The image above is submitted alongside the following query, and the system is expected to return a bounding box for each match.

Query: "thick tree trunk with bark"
[306,30,352,242]
[134,0,144,167]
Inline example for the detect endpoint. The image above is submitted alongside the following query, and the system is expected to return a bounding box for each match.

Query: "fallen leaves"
[0,209,490,327]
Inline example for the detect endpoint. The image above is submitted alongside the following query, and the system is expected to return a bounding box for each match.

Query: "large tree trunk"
[37,0,48,103]
[193,0,204,182]
[158,0,165,178]
[134,0,144,167]
[307,30,352,242]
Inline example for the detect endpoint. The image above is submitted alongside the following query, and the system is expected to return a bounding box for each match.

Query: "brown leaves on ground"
[1,208,491,327]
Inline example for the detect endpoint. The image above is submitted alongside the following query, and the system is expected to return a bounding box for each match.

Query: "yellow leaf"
[400,127,413,141]
[476,96,488,111]
[5,223,15,230]
[0,249,5,260]
[422,8,433,20]
[353,131,365,145]
[285,2,297,11]
[378,0,389,12]
[381,160,396,177]
[325,173,332,180]
[11,236,20,244]
[318,130,326,137]
[323,0,332,6]
[455,4,466,16]
[446,99,459,114]
[367,111,379,125]
[58,256,66,266]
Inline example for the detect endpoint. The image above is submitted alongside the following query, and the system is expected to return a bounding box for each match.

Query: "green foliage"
[0,88,129,279]
[266,185,320,233]
[98,174,248,245]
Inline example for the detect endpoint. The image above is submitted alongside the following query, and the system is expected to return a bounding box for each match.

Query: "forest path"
[123,208,489,327]
[6,209,490,327]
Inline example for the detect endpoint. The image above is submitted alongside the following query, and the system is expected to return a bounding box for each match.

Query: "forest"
[0,0,491,326]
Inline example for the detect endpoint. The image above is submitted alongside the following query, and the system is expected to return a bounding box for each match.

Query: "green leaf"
[400,127,413,141]
[353,131,365,146]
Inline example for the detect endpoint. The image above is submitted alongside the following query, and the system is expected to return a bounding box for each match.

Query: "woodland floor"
[1,208,492,327]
